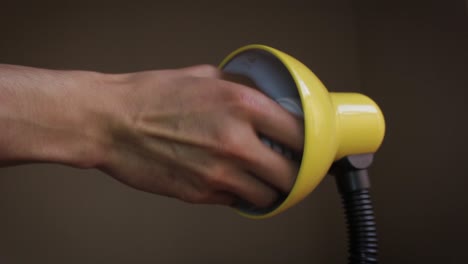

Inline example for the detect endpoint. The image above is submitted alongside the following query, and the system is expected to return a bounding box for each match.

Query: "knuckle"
[204,164,230,188]
[197,64,220,74]
[237,87,264,109]
[189,64,221,77]
[214,128,248,158]
[230,88,256,111]
[213,81,262,118]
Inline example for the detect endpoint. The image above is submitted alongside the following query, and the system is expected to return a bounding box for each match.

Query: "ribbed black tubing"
[340,189,378,263]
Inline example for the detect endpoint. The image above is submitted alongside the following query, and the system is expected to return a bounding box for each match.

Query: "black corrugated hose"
[333,154,378,264]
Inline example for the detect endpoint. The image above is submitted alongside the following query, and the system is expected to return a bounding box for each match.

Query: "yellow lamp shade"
[220,45,385,219]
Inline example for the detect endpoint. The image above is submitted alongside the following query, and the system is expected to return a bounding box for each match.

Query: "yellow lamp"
[219,44,385,219]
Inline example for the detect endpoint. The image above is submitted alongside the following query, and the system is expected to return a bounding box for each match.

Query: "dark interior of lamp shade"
[222,49,301,110]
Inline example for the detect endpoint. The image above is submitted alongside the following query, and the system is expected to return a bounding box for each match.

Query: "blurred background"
[0,0,467,263]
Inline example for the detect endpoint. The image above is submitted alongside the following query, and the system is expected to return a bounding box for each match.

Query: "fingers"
[177,65,302,203]
[208,164,280,209]
[242,135,300,194]
[232,85,304,152]
[253,99,304,152]
[202,131,298,204]
[220,72,304,152]
[181,65,304,152]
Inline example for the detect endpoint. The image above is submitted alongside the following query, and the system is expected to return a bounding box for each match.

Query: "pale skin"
[0,64,303,209]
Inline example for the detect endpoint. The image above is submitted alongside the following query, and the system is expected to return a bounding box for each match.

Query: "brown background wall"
[0,0,466,263]
[356,1,468,262]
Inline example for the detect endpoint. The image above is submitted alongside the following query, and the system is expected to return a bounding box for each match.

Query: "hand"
[101,65,304,208]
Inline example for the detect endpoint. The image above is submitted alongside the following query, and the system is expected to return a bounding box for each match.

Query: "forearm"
[0,64,304,208]
[0,64,120,168]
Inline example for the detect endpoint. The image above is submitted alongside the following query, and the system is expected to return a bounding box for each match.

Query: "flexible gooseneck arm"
[331,154,378,264]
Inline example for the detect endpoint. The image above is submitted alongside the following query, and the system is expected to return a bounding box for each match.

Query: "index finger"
[239,87,305,152]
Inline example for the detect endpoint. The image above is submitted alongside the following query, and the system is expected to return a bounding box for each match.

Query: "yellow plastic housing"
[220,45,385,219]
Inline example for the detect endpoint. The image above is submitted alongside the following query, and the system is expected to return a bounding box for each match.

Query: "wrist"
[0,66,124,169]
[53,70,119,169]
[49,70,132,170]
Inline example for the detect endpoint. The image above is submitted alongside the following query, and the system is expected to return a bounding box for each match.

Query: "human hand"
[101,65,304,208]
